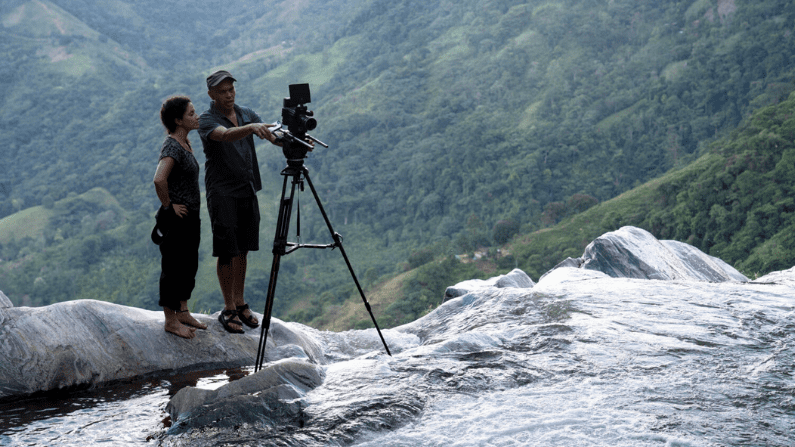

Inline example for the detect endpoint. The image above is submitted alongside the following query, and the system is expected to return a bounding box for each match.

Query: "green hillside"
[526,89,795,279]
[510,89,795,280]
[349,90,795,329]
[1,0,794,329]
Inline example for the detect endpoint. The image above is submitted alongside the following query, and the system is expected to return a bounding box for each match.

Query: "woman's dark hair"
[160,96,192,133]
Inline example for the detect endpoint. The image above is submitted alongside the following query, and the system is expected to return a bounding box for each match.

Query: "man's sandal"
[218,309,244,334]
[236,303,259,328]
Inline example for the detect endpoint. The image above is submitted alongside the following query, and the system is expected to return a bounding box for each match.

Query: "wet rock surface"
[0,300,323,399]
[166,359,325,434]
[3,226,793,447]
[0,227,748,399]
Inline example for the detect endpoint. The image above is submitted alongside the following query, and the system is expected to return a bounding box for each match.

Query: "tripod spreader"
[255,162,392,372]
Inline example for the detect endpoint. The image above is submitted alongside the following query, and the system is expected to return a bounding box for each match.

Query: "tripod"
[254,158,392,372]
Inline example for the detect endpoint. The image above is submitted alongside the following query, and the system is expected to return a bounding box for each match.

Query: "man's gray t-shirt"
[198,102,263,199]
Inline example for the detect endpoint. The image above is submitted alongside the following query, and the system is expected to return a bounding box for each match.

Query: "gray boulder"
[166,359,325,433]
[0,290,11,329]
[752,266,795,286]
[542,226,748,282]
[0,299,325,399]
[0,290,12,308]
[443,268,534,302]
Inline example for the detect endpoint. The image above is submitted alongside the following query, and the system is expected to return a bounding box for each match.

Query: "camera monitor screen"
[289,83,311,104]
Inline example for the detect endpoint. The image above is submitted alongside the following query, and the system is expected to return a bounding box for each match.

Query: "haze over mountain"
[1,0,793,328]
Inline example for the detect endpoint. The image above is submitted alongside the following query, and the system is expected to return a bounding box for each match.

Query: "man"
[198,70,277,333]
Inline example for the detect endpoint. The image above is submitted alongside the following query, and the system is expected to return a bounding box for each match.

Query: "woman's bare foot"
[177,310,208,330]
[164,307,197,339]
[164,319,196,339]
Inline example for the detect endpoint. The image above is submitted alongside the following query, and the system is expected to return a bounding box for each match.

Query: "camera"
[283,84,316,135]
[278,83,324,161]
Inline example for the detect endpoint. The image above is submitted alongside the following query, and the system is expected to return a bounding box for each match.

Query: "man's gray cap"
[206,70,236,89]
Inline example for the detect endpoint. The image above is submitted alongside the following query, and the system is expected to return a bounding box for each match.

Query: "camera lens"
[303,116,317,131]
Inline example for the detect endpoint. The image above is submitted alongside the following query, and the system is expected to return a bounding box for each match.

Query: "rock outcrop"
[443,268,535,302]
[0,299,324,399]
[0,290,12,308]
[3,226,790,444]
[166,359,325,433]
[753,266,795,286]
[0,226,748,404]
[542,226,748,282]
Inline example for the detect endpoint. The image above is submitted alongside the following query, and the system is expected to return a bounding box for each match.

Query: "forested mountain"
[1,0,793,328]
[514,89,795,279]
[391,91,795,327]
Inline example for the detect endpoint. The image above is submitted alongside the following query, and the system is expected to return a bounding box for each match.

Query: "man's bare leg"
[164,307,196,339]
[233,252,258,326]
[218,255,243,330]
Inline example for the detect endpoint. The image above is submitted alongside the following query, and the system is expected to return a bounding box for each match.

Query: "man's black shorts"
[207,195,260,258]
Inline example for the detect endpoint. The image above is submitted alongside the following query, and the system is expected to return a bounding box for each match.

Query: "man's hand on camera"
[248,123,273,141]
[268,129,284,147]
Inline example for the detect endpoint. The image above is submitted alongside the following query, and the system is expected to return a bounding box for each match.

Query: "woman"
[153,96,207,339]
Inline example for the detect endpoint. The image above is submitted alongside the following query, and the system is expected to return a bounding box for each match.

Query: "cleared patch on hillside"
[0,206,54,246]
[2,0,100,39]
[311,269,416,331]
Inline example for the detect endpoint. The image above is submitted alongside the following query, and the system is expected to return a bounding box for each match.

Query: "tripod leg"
[255,249,281,371]
[300,167,392,356]
[255,173,298,372]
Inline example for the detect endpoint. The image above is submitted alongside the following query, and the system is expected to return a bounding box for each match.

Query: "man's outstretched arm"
[209,123,277,143]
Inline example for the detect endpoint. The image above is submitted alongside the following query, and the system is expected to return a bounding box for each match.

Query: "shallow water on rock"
[2,270,794,446]
[0,367,250,446]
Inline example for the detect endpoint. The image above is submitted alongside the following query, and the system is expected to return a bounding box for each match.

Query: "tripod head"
[271,122,327,166]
